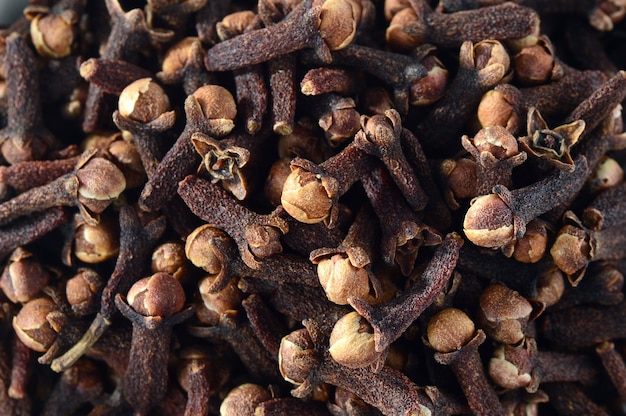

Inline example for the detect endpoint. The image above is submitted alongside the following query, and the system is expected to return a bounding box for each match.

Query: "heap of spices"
[0,0,626,415]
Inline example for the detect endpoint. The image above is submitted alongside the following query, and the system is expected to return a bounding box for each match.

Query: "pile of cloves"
[1,0,626,415]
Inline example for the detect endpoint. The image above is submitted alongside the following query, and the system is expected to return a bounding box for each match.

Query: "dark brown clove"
[310,205,381,305]
[184,224,318,292]
[488,337,598,393]
[349,233,463,353]
[81,0,173,132]
[51,204,166,372]
[426,308,505,416]
[138,84,237,212]
[205,0,361,71]
[115,272,194,414]
[279,321,467,416]
[362,165,442,276]
[281,142,375,227]
[404,1,539,48]
[178,175,288,269]
[463,155,589,256]
[0,150,126,227]
[355,110,428,210]
[414,40,511,152]
[0,33,57,164]
[550,210,626,285]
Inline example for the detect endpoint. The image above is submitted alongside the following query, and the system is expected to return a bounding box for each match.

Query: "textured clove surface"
[0,0,626,415]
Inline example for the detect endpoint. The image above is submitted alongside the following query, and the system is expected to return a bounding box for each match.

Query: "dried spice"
[1,0,626,415]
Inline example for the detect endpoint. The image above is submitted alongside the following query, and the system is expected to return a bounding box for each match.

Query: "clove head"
[12,296,60,352]
[118,78,171,123]
[0,248,50,304]
[29,10,79,59]
[463,193,514,249]
[278,328,319,386]
[477,284,533,345]
[220,383,272,416]
[185,225,230,275]
[316,254,372,305]
[472,125,520,160]
[318,0,362,51]
[281,166,332,224]
[427,308,475,353]
[329,311,379,368]
[127,272,186,318]
[195,274,243,326]
[75,157,127,216]
[550,224,591,284]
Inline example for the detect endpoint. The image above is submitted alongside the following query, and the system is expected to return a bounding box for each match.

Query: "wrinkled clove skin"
[350,233,463,353]
[306,44,428,114]
[300,67,360,96]
[139,85,237,212]
[542,382,610,416]
[178,175,288,269]
[51,205,166,372]
[158,37,214,96]
[405,0,539,48]
[184,224,319,293]
[279,321,467,416]
[550,210,626,285]
[0,33,57,164]
[0,208,70,262]
[354,110,428,210]
[79,58,153,96]
[2,0,626,413]
[216,11,268,135]
[305,93,361,145]
[461,125,527,195]
[596,341,626,401]
[477,70,606,135]
[542,300,626,349]
[488,337,598,393]
[205,0,360,71]
[81,0,173,132]
[40,359,104,416]
[463,155,589,256]
[0,150,126,227]
[563,70,626,138]
[415,40,511,152]
[281,142,375,227]
[362,165,442,276]
[457,244,560,299]
[582,181,626,230]
[188,311,281,382]
[310,205,381,306]
[0,154,81,196]
[551,263,624,311]
[115,273,195,415]
[426,308,506,416]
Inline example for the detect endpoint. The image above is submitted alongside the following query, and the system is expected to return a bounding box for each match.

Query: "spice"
[114,272,194,415]
[279,321,467,416]
[204,0,361,71]
[350,233,463,353]
[426,308,505,416]
[488,337,598,392]
[361,165,441,275]
[178,175,288,269]
[403,0,539,47]
[0,33,57,164]
[463,155,589,256]
[2,0,626,413]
